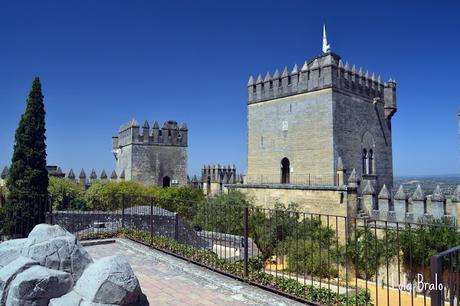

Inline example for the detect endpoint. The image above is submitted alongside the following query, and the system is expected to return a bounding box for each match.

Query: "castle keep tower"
[246,51,397,191]
[112,118,188,187]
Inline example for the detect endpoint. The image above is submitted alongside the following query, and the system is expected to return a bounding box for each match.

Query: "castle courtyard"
[84,238,302,306]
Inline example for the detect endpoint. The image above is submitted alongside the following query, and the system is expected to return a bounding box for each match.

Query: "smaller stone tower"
[112,118,188,187]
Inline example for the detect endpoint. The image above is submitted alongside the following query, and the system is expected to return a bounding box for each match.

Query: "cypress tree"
[6,77,48,236]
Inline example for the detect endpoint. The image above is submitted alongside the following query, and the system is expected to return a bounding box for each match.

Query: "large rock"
[50,256,143,306]
[75,256,140,305]
[0,238,27,268]
[5,265,73,306]
[21,224,93,282]
[0,256,38,304]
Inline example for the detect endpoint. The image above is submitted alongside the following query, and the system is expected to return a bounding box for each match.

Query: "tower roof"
[378,184,390,199]
[90,169,97,180]
[362,180,375,195]
[67,168,75,179]
[347,168,358,184]
[394,185,407,200]
[79,169,86,179]
[336,157,344,171]
[411,185,425,201]
[452,185,460,202]
[110,170,118,180]
[247,75,254,86]
[431,185,445,202]
[100,169,108,179]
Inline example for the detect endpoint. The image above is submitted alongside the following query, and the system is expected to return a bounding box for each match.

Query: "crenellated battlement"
[247,52,397,118]
[112,118,188,149]
[201,164,243,184]
[356,176,460,224]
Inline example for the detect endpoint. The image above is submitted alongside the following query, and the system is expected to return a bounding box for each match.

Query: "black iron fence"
[2,194,460,305]
[430,246,460,305]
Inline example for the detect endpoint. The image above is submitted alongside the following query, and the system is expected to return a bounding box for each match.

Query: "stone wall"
[50,208,209,249]
[131,145,187,186]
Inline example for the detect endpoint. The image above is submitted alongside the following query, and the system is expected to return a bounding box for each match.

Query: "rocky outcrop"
[0,224,147,306]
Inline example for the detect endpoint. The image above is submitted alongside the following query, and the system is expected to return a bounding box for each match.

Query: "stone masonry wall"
[131,145,187,186]
[247,89,335,184]
[333,90,393,191]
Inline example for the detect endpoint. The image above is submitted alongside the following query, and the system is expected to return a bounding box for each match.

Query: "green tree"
[6,77,48,237]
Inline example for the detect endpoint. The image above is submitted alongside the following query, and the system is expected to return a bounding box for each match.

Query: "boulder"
[48,255,144,306]
[0,238,27,268]
[48,291,82,306]
[5,265,73,306]
[74,256,141,305]
[21,224,93,281]
[1,224,147,306]
[0,256,38,304]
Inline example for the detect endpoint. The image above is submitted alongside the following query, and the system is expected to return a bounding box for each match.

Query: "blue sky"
[1,0,459,177]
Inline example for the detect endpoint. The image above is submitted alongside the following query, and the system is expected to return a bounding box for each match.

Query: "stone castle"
[1,27,458,225]
[246,51,396,193]
[112,118,188,187]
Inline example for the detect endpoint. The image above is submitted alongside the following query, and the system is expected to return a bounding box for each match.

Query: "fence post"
[48,195,53,225]
[174,213,179,241]
[121,196,125,229]
[430,255,443,306]
[150,197,154,245]
[244,206,249,278]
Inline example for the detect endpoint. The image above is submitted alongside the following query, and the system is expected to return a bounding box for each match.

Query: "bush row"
[47,177,204,213]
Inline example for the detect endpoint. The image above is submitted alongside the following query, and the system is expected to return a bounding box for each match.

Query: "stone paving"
[84,239,303,306]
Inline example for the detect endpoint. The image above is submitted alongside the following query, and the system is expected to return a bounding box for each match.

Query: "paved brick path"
[84,239,303,306]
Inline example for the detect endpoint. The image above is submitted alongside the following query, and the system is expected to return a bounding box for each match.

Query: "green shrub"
[85,180,149,210]
[48,177,86,210]
[149,186,204,220]
[85,180,203,213]
[399,218,460,267]
[192,191,251,234]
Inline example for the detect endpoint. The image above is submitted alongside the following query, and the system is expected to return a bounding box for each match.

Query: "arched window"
[162,176,171,188]
[281,157,290,184]
[362,131,376,175]
[362,149,368,174]
[368,149,374,174]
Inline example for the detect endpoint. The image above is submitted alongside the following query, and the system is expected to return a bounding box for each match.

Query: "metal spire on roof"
[322,24,331,54]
